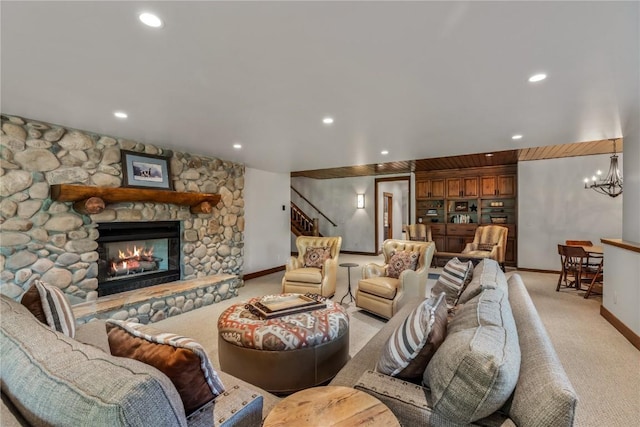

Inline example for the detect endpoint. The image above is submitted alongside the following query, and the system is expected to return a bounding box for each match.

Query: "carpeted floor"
[153,253,640,427]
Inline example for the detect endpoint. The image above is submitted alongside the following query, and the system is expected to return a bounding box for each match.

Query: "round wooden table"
[263,386,400,426]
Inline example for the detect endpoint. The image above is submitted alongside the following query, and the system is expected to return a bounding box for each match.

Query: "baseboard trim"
[600,305,640,351]
[340,250,378,256]
[516,267,560,274]
[243,266,285,281]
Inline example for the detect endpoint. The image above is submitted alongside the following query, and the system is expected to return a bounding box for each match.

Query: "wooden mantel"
[50,184,220,214]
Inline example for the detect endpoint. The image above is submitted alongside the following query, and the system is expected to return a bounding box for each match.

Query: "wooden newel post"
[312,218,320,236]
[73,197,105,215]
[191,201,212,214]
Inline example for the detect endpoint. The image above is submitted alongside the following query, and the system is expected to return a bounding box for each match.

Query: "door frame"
[374,176,411,253]
[383,192,393,242]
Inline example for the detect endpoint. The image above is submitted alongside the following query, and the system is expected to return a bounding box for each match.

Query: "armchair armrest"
[399,265,429,298]
[285,256,303,271]
[362,263,386,279]
[462,242,478,253]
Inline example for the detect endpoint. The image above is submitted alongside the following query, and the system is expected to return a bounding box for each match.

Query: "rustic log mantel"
[50,184,221,215]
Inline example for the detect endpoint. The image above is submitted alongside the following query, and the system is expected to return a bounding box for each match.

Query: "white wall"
[518,154,623,270]
[291,176,375,253]
[243,168,291,274]
[602,243,640,335]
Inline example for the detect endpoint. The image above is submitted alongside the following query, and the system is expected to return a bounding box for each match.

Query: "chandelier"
[584,138,623,197]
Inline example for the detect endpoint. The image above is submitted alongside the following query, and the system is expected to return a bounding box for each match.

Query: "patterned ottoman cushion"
[218,294,349,351]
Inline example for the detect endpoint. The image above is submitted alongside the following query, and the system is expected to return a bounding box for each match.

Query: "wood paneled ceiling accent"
[291,139,622,179]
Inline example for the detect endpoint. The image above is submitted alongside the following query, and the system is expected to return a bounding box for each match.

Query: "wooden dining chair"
[583,258,604,299]
[560,245,603,295]
[565,240,593,246]
[557,244,584,291]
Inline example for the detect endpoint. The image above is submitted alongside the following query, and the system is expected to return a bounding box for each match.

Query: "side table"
[262,385,400,426]
[339,262,358,304]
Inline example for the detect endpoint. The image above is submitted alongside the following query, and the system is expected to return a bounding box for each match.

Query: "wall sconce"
[356,194,365,209]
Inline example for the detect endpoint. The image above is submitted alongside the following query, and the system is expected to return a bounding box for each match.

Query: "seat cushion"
[358,276,400,299]
[284,267,323,284]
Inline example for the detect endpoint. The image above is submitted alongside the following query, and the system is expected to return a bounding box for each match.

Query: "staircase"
[291,202,320,236]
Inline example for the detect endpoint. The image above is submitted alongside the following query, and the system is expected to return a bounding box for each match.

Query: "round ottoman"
[217,294,350,394]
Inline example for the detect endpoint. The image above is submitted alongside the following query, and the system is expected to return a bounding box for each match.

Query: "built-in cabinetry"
[415,165,517,267]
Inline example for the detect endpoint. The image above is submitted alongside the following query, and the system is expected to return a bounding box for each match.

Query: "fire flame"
[118,245,154,260]
[110,244,155,275]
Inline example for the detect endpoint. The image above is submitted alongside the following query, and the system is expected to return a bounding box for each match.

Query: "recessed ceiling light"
[381,150,389,155]
[485,153,494,157]
[528,73,547,83]
[322,117,334,125]
[139,12,163,28]
[114,111,128,119]
[233,143,242,149]
[512,134,523,140]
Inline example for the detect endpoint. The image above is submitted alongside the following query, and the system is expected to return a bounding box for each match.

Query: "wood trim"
[600,305,640,351]
[340,250,378,256]
[50,184,220,214]
[243,265,286,281]
[516,267,561,274]
[601,238,640,254]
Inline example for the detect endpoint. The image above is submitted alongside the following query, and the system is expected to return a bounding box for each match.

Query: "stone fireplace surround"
[0,114,245,323]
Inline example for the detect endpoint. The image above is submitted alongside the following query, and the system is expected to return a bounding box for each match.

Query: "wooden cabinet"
[481,174,516,197]
[416,178,445,199]
[446,177,478,198]
[415,165,517,267]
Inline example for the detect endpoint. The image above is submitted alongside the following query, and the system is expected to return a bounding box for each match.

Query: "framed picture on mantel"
[121,150,173,190]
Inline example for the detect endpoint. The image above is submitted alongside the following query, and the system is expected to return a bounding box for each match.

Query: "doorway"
[375,177,411,253]
[383,192,393,241]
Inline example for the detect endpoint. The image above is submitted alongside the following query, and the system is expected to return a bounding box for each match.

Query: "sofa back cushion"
[425,279,520,424]
[457,258,507,304]
[0,295,187,427]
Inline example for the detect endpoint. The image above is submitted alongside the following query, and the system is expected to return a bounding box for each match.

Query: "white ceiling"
[1,1,637,174]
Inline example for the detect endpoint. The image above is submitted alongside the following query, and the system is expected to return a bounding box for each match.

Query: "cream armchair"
[282,236,342,297]
[356,240,435,319]
[462,225,509,270]
[405,224,433,242]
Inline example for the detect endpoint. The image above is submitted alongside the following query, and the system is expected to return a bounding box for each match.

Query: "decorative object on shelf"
[489,201,504,207]
[490,215,508,224]
[426,209,438,216]
[451,214,471,224]
[357,194,365,209]
[583,138,623,198]
[454,202,468,212]
[121,150,173,190]
[470,203,477,212]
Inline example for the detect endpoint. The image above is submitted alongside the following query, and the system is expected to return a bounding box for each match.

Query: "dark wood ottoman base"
[218,331,349,395]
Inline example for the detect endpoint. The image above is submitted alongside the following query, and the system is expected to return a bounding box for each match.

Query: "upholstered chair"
[356,240,436,319]
[405,224,433,242]
[282,236,342,298]
[461,225,509,270]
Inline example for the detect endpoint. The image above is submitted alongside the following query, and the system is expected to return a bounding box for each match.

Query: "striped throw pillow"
[376,292,448,381]
[106,320,225,415]
[32,280,76,338]
[431,258,474,307]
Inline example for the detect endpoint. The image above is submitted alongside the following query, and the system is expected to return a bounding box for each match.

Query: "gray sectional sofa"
[0,294,276,427]
[330,259,578,426]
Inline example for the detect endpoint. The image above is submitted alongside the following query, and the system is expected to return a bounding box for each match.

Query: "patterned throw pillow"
[21,280,76,338]
[106,320,225,415]
[431,258,474,307]
[477,242,496,252]
[376,293,447,381]
[304,246,331,268]
[387,250,420,279]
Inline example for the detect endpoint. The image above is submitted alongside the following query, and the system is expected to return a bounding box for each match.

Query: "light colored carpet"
[153,254,640,426]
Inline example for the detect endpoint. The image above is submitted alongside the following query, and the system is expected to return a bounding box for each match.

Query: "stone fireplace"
[0,114,246,321]
[96,221,181,296]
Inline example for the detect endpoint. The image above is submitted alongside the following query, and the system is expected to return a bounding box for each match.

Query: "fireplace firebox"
[96,221,181,297]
